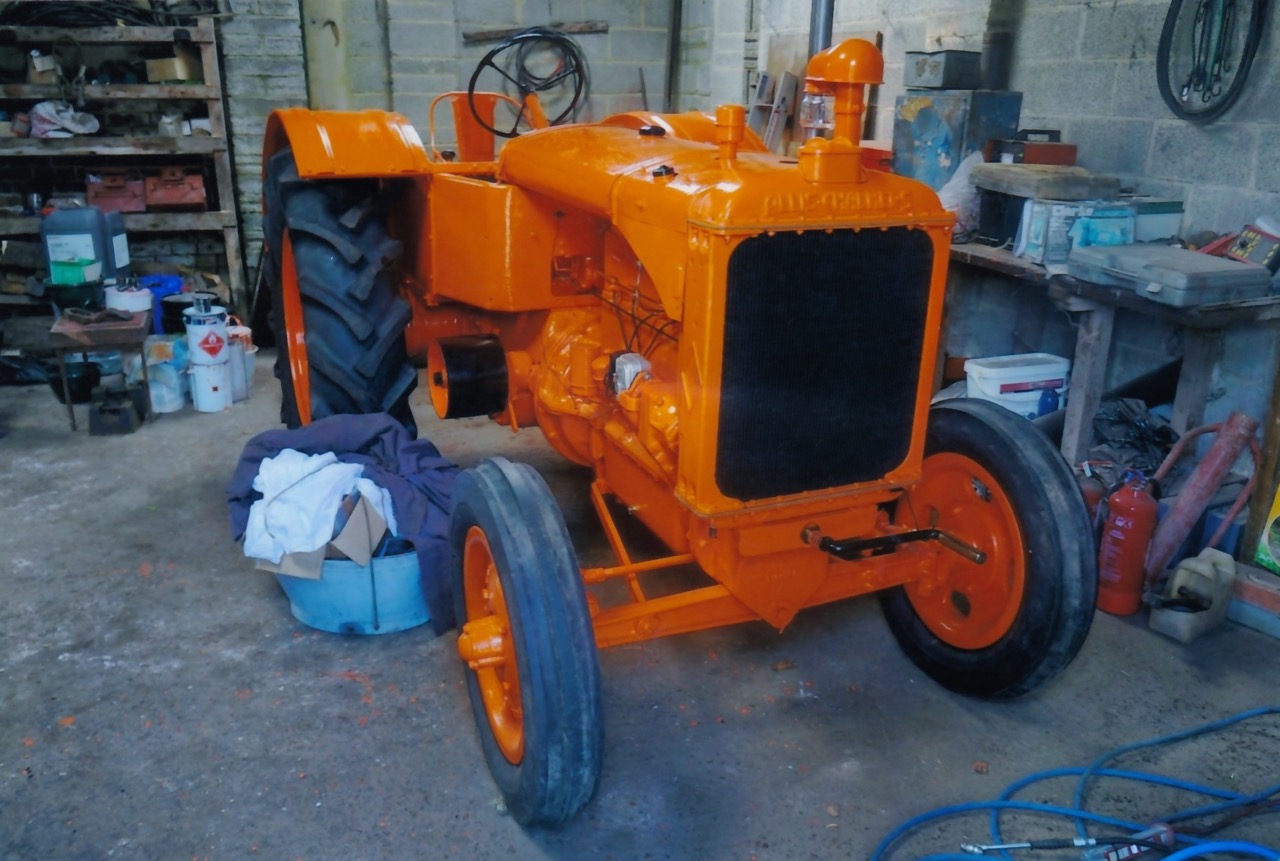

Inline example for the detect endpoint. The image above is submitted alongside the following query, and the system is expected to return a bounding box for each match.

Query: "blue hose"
[1163,842,1279,860]
[873,707,1280,861]
[1072,707,1280,823]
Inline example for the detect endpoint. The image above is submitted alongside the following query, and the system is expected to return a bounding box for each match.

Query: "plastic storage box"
[1067,244,1272,307]
[965,353,1071,419]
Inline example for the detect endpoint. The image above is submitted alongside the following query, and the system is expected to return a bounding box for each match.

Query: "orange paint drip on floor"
[57,716,76,727]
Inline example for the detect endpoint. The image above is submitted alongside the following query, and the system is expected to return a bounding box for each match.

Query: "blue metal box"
[891,90,1022,190]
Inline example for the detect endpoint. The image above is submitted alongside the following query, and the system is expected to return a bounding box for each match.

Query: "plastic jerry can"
[1148,548,1236,643]
[105,210,130,278]
[41,206,130,282]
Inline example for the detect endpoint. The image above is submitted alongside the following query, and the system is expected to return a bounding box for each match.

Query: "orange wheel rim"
[280,229,312,425]
[456,526,524,764]
[900,453,1025,650]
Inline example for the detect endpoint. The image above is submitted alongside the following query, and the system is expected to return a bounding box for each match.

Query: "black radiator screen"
[715,228,934,501]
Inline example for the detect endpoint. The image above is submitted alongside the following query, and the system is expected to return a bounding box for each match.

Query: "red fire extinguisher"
[1096,473,1159,616]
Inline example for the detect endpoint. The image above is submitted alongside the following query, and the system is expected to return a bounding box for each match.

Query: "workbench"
[49,310,152,432]
[948,243,1280,466]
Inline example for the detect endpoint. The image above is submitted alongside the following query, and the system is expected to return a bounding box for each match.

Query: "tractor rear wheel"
[262,148,417,432]
[881,399,1096,699]
[449,457,603,826]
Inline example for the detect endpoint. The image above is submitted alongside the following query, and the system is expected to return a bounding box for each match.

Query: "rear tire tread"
[263,148,417,432]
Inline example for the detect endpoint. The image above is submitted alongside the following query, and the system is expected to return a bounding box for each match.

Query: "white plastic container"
[184,303,229,365]
[190,362,232,412]
[964,352,1071,419]
[148,363,188,413]
[104,284,152,313]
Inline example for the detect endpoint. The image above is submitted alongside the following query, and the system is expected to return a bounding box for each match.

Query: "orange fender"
[262,108,432,181]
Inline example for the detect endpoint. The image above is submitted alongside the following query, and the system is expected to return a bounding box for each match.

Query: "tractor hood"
[496,122,951,235]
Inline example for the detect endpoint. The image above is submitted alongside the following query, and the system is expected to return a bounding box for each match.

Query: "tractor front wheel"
[881,399,1096,699]
[449,457,603,826]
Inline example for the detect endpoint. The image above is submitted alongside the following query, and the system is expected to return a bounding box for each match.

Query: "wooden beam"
[1060,302,1116,465]
[462,21,608,44]
[1170,329,1224,434]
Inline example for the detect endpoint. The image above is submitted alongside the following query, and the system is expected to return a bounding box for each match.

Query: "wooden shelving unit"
[0,17,244,311]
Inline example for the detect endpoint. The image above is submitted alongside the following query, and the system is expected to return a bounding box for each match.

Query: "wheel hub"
[460,526,524,763]
[900,452,1026,650]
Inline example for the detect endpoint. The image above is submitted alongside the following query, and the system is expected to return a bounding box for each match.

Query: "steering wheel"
[466,27,589,139]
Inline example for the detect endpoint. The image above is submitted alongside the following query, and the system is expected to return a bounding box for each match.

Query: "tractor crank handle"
[808,527,987,564]
[935,530,987,564]
[961,837,1097,854]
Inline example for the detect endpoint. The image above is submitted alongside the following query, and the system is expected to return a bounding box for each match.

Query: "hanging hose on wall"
[1156,0,1272,123]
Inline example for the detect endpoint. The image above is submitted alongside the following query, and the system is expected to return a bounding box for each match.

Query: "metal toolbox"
[144,167,207,211]
[891,90,1022,190]
[1067,244,1272,307]
[904,50,981,89]
[86,171,146,213]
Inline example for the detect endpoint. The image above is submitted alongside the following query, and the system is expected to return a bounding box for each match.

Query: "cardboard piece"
[254,494,389,580]
[1014,199,1134,275]
[27,51,57,85]
[146,43,202,83]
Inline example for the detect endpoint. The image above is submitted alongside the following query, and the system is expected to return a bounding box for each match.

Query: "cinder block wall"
[385,0,672,148]
[218,0,308,275]
[217,0,677,275]
[1012,0,1279,237]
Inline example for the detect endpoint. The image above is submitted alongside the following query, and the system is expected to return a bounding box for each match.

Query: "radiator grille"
[715,228,934,501]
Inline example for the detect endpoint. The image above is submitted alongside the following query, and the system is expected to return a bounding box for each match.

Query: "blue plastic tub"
[274,551,429,635]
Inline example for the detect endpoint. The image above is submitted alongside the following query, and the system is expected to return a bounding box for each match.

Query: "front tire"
[449,457,603,826]
[881,399,1096,699]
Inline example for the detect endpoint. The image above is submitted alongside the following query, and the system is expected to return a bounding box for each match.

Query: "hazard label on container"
[199,330,225,358]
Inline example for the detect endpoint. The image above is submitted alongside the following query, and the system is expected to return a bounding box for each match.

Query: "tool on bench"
[62,307,134,325]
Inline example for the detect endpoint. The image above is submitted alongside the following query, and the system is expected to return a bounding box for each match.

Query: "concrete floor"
[2,352,1279,861]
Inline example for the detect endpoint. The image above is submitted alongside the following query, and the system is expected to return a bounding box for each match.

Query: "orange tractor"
[262,34,1096,826]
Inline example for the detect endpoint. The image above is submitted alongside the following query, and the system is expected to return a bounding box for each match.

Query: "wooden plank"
[123,211,238,231]
[952,244,1280,328]
[1170,329,1224,434]
[222,225,247,318]
[0,22,214,44]
[0,216,39,235]
[1060,303,1116,465]
[0,137,227,156]
[950,242,1054,285]
[462,20,608,44]
[0,211,234,234]
[0,83,218,100]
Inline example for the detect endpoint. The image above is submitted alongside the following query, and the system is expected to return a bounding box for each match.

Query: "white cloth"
[29,100,99,137]
[242,449,398,563]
